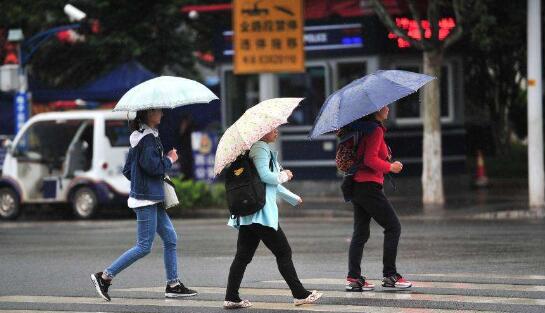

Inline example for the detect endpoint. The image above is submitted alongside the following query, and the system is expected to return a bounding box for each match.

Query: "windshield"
[14,119,91,166]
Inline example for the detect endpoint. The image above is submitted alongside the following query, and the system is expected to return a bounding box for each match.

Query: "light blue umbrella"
[113,76,218,111]
[308,70,435,139]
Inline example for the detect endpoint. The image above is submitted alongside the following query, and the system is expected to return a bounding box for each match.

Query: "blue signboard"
[191,131,218,181]
[217,23,365,61]
[14,91,29,134]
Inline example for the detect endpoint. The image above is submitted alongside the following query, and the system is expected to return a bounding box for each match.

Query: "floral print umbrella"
[213,98,302,176]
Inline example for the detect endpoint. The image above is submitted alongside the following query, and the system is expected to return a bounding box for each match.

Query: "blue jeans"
[104,204,179,284]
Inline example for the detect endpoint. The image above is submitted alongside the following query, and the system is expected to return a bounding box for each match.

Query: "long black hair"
[339,110,380,134]
[361,112,379,122]
[130,110,149,131]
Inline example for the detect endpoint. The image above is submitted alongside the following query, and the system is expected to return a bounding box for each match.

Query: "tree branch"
[444,0,465,48]
[369,0,424,50]
[427,0,440,46]
[407,0,426,45]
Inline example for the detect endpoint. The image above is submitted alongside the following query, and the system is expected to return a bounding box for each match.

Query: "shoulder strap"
[347,132,365,174]
[347,122,381,173]
[136,133,163,154]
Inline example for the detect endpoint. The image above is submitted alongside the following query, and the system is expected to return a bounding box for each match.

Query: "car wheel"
[72,187,98,219]
[0,188,21,220]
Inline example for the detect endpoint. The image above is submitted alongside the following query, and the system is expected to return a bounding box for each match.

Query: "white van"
[0,110,132,220]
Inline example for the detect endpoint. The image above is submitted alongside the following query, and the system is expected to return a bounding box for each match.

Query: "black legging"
[348,182,401,278]
[225,223,310,301]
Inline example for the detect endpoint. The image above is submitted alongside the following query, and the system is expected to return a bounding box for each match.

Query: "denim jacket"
[123,127,172,201]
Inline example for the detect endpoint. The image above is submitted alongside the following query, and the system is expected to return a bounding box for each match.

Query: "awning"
[30,60,156,102]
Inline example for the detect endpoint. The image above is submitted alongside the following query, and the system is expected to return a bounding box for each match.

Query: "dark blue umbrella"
[308,70,435,139]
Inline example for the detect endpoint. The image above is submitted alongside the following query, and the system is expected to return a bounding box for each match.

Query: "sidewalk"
[14,176,543,221]
[273,175,545,220]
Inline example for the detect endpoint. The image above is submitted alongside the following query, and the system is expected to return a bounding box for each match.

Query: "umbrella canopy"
[113,76,218,112]
[214,98,302,176]
[309,70,435,139]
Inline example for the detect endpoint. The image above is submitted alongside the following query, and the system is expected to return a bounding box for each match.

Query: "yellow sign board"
[233,0,304,74]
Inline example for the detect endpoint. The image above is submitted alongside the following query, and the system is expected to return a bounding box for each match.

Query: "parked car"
[0,111,132,220]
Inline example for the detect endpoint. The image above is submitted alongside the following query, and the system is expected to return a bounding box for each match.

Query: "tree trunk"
[490,96,511,156]
[422,50,445,205]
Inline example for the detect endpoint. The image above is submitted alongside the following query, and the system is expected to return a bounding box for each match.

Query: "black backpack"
[224,152,273,224]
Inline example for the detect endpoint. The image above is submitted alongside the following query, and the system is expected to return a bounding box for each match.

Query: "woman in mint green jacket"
[223,128,323,309]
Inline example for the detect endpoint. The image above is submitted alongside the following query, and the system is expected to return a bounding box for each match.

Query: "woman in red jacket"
[344,106,413,292]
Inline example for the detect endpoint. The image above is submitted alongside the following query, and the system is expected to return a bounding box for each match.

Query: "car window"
[14,119,91,165]
[105,120,130,147]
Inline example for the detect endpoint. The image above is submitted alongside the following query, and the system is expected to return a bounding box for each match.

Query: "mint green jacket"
[227,141,300,230]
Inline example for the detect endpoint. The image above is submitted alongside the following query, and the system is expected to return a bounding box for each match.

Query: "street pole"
[15,41,30,136]
[258,73,277,102]
[6,29,29,136]
[16,47,27,92]
[259,73,280,154]
[527,0,544,208]
[9,4,88,135]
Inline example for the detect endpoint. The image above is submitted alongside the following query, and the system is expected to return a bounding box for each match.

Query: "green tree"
[1,0,198,87]
[464,0,532,154]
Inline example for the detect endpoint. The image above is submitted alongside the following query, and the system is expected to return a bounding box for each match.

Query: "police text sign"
[233,0,304,74]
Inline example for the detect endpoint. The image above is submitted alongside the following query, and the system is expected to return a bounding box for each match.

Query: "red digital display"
[388,17,456,48]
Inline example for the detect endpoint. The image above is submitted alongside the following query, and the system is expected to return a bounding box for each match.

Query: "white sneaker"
[223,299,252,309]
[294,290,323,306]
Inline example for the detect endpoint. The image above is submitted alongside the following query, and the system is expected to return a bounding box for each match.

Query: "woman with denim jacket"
[223,128,323,309]
[91,109,197,301]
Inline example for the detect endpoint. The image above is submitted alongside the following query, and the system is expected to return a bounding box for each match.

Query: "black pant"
[225,223,310,301]
[348,182,401,278]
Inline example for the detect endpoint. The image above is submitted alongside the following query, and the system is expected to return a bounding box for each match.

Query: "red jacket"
[353,125,391,184]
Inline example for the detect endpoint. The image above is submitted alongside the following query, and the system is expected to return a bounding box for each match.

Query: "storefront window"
[337,61,367,90]
[278,66,326,126]
[224,71,259,125]
[395,65,451,121]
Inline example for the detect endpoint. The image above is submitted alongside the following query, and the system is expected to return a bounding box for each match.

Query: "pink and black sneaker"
[382,273,412,289]
[345,276,375,291]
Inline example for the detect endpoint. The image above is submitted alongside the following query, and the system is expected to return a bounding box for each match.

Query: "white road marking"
[262,278,545,292]
[115,286,545,306]
[0,295,498,313]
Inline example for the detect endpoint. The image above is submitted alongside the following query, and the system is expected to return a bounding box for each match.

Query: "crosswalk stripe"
[0,295,497,313]
[116,286,545,306]
[0,311,97,313]
[406,273,545,280]
[261,278,545,292]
